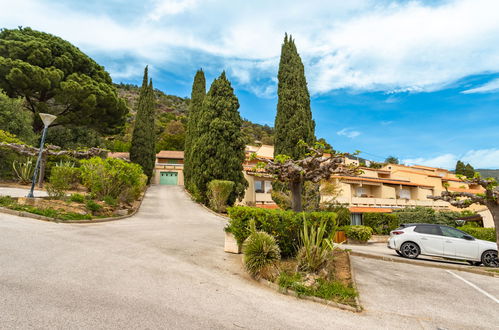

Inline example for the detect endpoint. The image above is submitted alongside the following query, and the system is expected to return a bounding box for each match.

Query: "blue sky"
[2,0,499,169]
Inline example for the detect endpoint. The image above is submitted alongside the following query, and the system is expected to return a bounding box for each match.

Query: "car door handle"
[445,241,452,243]
[421,237,428,240]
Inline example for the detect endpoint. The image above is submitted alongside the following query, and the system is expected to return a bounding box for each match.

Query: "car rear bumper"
[387,238,397,250]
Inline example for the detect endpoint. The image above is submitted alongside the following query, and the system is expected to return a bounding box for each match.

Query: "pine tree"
[464,163,475,178]
[455,160,466,176]
[190,72,248,204]
[274,34,315,160]
[184,69,206,191]
[273,34,315,211]
[130,66,156,183]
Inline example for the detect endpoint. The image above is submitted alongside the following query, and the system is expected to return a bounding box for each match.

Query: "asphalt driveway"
[0,185,498,329]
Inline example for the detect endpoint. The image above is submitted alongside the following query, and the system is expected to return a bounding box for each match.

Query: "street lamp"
[27,113,57,198]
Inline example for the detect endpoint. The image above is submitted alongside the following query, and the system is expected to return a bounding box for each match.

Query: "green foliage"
[277,271,357,304]
[184,69,206,190]
[320,204,351,226]
[464,163,475,178]
[297,216,335,273]
[0,27,127,134]
[385,156,399,164]
[0,90,35,143]
[156,120,185,152]
[190,72,248,205]
[85,200,102,214]
[226,206,337,257]
[69,193,85,203]
[274,34,315,160]
[80,157,146,203]
[207,180,235,212]
[455,160,466,176]
[363,213,399,235]
[393,206,463,227]
[5,202,92,220]
[243,229,281,279]
[0,131,25,180]
[12,157,34,184]
[271,181,321,211]
[344,225,373,242]
[103,195,118,207]
[0,195,14,207]
[458,226,496,242]
[130,66,156,183]
[45,126,103,149]
[242,119,274,145]
[46,165,80,199]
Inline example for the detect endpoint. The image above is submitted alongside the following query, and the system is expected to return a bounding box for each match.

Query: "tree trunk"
[487,202,499,254]
[290,180,303,212]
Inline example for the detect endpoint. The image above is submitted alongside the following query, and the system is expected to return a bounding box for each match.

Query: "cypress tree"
[130,66,156,183]
[274,34,315,160]
[273,34,315,211]
[455,160,466,176]
[190,72,248,204]
[184,69,206,191]
[464,163,475,178]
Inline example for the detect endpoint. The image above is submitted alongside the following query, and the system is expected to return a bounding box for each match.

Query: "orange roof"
[448,187,483,194]
[335,175,434,188]
[349,207,393,213]
[395,169,441,177]
[107,152,130,160]
[359,167,391,173]
[156,150,184,159]
[411,164,449,172]
[442,177,463,182]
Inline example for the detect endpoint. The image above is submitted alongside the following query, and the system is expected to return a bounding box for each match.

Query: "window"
[355,187,367,197]
[398,189,410,199]
[440,226,467,239]
[255,180,264,193]
[265,181,272,193]
[351,213,362,225]
[414,225,442,236]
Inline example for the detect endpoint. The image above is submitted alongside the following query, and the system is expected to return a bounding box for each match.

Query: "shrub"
[103,195,118,207]
[226,206,337,257]
[207,180,235,212]
[363,213,399,235]
[344,225,373,242]
[85,200,102,214]
[12,157,35,184]
[0,195,14,207]
[458,226,496,242]
[46,166,81,199]
[69,193,85,203]
[80,157,147,203]
[393,207,463,227]
[243,227,281,279]
[297,216,335,273]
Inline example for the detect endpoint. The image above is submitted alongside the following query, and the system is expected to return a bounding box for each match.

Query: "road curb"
[0,189,146,224]
[348,250,499,278]
[182,188,230,220]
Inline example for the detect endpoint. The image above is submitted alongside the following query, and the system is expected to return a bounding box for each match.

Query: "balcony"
[327,196,449,209]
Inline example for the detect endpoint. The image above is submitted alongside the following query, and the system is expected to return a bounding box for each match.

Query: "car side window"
[414,225,442,236]
[440,226,467,239]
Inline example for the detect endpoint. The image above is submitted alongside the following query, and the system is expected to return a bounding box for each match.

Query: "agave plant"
[296,216,335,273]
[12,158,35,184]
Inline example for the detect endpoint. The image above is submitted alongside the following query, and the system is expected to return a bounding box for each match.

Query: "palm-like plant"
[297,216,335,273]
[12,158,35,184]
[243,220,281,279]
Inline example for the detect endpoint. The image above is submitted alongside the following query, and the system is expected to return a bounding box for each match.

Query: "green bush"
[85,200,102,214]
[0,195,14,207]
[363,213,399,235]
[80,157,147,203]
[297,217,334,273]
[393,207,463,227]
[243,229,281,279]
[207,180,235,212]
[344,225,373,242]
[320,204,351,226]
[226,206,337,257]
[103,195,118,207]
[12,157,35,184]
[46,166,81,199]
[458,226,496,242]
[69,193,85,203]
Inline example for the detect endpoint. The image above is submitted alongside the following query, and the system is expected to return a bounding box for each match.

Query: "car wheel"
[400,242,420,259]
[395,250,403,257]
[467,260,481,266]
[481,250,499,268]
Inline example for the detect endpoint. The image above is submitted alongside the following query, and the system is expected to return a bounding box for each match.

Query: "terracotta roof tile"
[349,207,393,213]
[156,150,184,159]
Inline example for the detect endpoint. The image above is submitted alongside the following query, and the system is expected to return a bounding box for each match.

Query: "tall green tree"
[190,72,247,204]
[455,160,466,176]
[273,34,315,211]
[130,67,156,183]
[0,90,35,143]
[464,163,475,178]
[0,27,127,133]
[385,156,399,164]
[184,69,206,190]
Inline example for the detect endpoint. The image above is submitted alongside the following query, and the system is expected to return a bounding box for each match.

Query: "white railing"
[324,196,449,209]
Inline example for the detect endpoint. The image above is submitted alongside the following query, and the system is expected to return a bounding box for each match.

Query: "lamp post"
[27,113,57,198]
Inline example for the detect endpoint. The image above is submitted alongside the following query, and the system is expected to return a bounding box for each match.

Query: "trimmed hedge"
[226,206,337,257]
[344,225,373,242]
[458,226,496,242]
[362,213,399,235]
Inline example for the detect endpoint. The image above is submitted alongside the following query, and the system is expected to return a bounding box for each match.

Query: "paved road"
[0,186,48,197]
[1,186,498,329]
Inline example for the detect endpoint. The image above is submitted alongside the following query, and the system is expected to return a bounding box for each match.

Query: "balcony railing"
[323,196,450,209]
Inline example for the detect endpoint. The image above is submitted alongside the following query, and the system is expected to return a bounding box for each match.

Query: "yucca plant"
[12,158,35,184]
[297,216,335,273]
[243,220,281,279]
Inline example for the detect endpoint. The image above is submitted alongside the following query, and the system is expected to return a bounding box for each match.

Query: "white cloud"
[337,128,361,138]
[403,149,499,169]
[462,78,499,94]
[2,0,499,95]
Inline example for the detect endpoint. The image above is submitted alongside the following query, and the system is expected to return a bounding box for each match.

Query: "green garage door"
[160,172,178,185]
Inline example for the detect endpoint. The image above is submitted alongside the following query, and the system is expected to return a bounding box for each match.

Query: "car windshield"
[440,226,469,239]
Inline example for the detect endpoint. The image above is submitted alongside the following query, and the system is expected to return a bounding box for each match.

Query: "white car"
[388,223,498,267]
